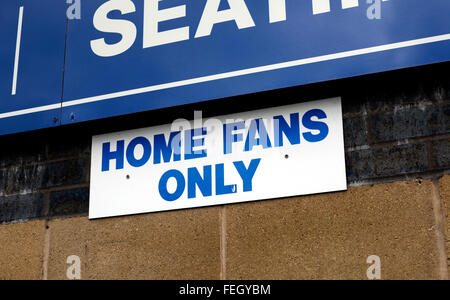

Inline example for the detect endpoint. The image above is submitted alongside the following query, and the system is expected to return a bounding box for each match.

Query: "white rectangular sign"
[90,98,346,219]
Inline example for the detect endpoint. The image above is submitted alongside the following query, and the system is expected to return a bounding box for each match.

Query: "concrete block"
[225,180,439,279]
[0,193,44,224]
[49,187,89,218]
[0,220,46,280]
[438,175,450,268]
[47,207,221,280]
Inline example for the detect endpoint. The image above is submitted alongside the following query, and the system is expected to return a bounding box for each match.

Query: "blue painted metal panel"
[0,0,66,135]
[61,0,450,125]
[1,0,450,134]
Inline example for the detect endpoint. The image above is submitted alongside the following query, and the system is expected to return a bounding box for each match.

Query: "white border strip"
[11,6,24,96]
[2,33,450,120]
[0,103,61,119]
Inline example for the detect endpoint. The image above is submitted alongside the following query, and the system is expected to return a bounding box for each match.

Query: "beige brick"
[0,220,46,280]
[438,175,450,269]
[226,180,439,280]
[47,207,220,280]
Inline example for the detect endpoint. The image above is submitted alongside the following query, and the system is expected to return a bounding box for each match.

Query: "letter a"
[195,0,255,38]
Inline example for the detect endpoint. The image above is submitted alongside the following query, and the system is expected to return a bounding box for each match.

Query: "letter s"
[302,109,329,142]
[90,0,137,57]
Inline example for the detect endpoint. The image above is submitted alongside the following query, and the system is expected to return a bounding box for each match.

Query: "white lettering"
[143,0,189,48]
[195,0,255,38]
[268,0,286,23]
[90,0,137,57]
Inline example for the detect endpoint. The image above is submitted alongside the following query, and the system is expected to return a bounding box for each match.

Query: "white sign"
[89,98,346,219]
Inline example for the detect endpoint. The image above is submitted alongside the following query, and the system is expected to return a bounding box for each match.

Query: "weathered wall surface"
[0,63,449,279]
[439,175,450,273]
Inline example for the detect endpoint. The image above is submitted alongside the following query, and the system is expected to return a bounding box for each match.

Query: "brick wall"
[0,62,449,279]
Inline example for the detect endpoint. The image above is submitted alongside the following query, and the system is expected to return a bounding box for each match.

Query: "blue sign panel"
[0,0,67,135]
[1,0,450,135]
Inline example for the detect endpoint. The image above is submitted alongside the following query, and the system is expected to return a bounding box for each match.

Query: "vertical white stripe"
[12,6,24,96]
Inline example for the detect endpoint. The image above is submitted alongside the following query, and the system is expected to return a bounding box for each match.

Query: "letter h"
[102,140,125,172]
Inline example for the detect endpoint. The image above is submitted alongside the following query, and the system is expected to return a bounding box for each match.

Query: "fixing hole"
[126,175,130,180]
[285,154,289,159]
